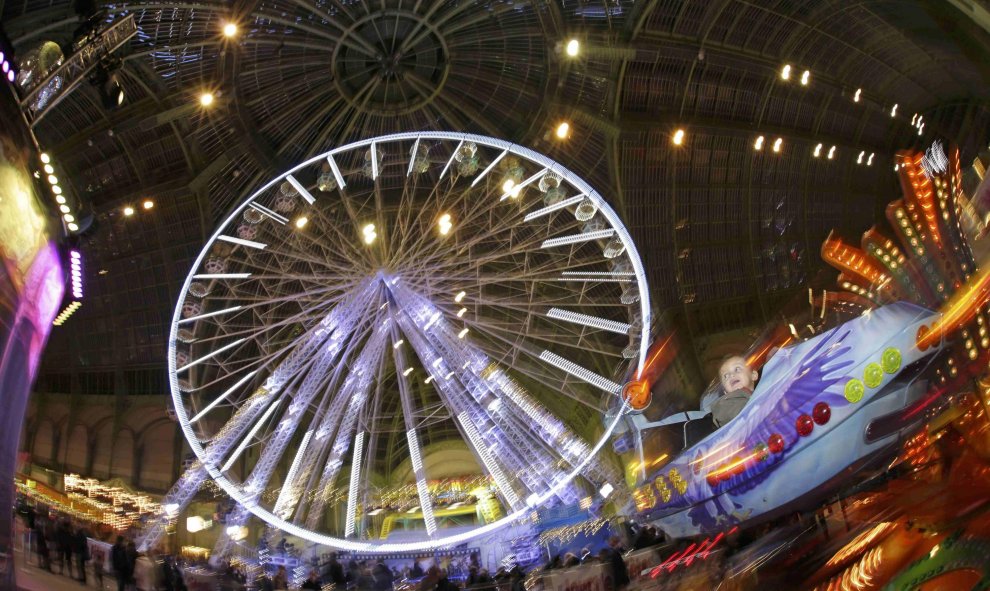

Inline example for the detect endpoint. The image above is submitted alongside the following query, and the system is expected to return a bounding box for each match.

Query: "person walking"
[111,536,131,591]
[73,526,90,583]
[57,520,74,577]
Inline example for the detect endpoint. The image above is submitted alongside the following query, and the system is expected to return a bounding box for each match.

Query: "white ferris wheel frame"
[167,131,652,551]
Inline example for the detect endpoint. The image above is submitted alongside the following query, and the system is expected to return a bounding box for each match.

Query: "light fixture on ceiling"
[200,92,215,107]
[143,199,154,209]
[853,88,862,103]
[223,22,238,37]
[123,206,135,216]
[295,216,308,229]
[890,104,898,117]
[772,138,783,153]
[753,135,764,151]
[827,145,836,160]
[672,128,685,146]
[813,143,823,158]
[555,121,570,139]
[800,70,810,85]
[780,64,791,80]
[565,39,579,57]
[438,213,452,235]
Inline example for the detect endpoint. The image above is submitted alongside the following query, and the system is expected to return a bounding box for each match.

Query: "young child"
[710,355,759,427]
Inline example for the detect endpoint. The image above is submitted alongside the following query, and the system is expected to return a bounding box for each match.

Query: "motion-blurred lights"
[890,104,898,117]
[223,22,238,37]
[295,216,308,229]
[867,153,875,166]
[52,185,62,194]
[143,199,154,209]
[454,291,466,303]
[918,123,925,136]
[123,206,135,216]
[857,151,865,164]
[438,213,452,235]
[853,88,862,103]
[827,146,836,160]
[43,164,54,174]
[600,483,614,498]
[772,138,783,153]
[780,64,791,80]
[501,179,515,193]
[458,328,469,339]
[672,128,685,146]
[565,39,580,57]
[800,70,810,85]
[59,204,70,214]
[753,135,764,151]
[40,153,50,164]
[199,92,215,107]
[362,223,377,244]
[457,307,467,317]
[555,122,570,139]
[55,195,66,204]
[67,222,79,232]
[813,143,823,158]
[47,174,58,185]
[63,213,75,223]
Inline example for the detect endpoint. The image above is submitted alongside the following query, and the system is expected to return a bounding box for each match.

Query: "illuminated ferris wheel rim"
[167,131,652,551]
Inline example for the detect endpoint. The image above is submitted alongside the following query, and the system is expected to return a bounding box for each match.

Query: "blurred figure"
[34,522,51,571]
[607,537,630,591]
[562,553,579,568]
[126,541,138,590]
[302,569,322,590]
[328,553,346,587]
[57,520,74,577]
[373,559,394,591]
[74,525,89,583]
[273,565,289,589]
[111,536,130,591]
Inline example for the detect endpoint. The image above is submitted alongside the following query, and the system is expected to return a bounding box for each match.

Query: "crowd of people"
[542,536,630,590]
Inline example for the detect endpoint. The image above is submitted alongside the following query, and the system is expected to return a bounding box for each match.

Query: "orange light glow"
[916,265,990,350]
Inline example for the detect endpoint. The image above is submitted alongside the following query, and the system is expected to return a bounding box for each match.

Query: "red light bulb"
[812,402,831,425]
[796,414,814,437]
[768,433,785,454]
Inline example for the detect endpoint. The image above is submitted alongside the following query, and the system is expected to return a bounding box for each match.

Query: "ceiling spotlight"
[772,138,783,153]
[853,88,862,103]
[48,175,58,185]
[827,145,836,160]
[918,123,925,135]
[780,64,791,80]
[40,153,50,164]
[454,291,466,303]
[800,70,810,85]
[857,151,865,164]
[143,199,154,209]
[555,121,570,139]
[753,135,764,151]
[565,39,579,57]
[457,307,467,317]
[55,195,66,204]
[123,206,135,216]
[362,223,377,245]
[458,328,469,339]
[813,143,823,158]
[67,222,79,232]
[63,213,75,223]
[867,153,874,166]
[52,185,62,195]
[200,92,215,107]
[672,128,685,146]
[501,179,515,193]
[295,216,308,229]
[223,22,238,37]
[59,204,70,213]
[43,164,54,174]
[890,104,898,117]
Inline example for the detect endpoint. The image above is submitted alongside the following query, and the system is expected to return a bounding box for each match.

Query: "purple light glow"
[6,70,13,83]
[2,61,8,73]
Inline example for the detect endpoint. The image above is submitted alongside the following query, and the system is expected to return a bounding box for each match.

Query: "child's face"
[719,356,757,392]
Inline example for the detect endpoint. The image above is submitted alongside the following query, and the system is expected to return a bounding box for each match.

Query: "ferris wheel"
[166,132,652,552]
